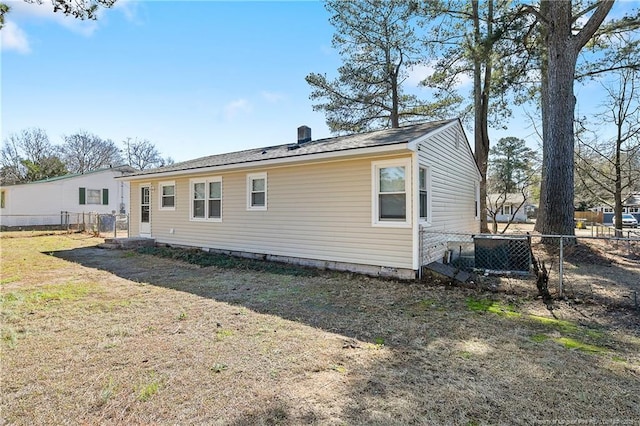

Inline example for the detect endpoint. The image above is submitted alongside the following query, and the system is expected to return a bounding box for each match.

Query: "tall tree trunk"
[536,0,613,236]
[534,2,549,233]
[614,98,623,236]
[540,1,577,236]
[473,0,492,233]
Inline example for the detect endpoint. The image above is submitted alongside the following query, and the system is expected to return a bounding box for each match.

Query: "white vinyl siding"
[131,155,413,270]
[1,169,130,229]
[416,123,482,264]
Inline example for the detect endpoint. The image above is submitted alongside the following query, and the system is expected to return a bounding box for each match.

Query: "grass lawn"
[1,233,639,425]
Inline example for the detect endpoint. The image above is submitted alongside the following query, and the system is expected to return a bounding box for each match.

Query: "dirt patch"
[1,234,639,425]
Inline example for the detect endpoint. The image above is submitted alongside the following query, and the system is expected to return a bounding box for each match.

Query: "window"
[87,189,102,204]
[208,180,222,219]
[419,166,431,222]
[190,177,222,221]
[0,190,5,209]
[79,188,108,205]
[372,159,411,226]
[247,173,267,210]
[159,182,176,210]
[501,205,512,215]
[141,186,150,223]
[475,181,480,219]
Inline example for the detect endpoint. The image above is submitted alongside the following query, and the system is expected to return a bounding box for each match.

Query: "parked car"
[612,213,638,228]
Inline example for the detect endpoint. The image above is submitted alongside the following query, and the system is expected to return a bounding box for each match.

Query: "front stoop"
[99,237,155,250]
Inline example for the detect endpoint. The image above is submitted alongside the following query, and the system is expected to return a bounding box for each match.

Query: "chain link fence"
[0,212,129,238]
[420,228,640,311]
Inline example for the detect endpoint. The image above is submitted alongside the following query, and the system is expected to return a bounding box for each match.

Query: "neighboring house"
[486,193,529,223]
[118,120,481,279]
[590,193,640,224]
[0,166,134,228]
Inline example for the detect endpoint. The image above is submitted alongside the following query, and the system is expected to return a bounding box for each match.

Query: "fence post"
[559,237,564,298]
[113,214,117,238]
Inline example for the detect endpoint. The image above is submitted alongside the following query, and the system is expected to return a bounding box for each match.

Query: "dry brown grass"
[1,234,639,425]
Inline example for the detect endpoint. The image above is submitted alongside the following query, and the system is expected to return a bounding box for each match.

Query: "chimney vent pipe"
[297,126,311,144]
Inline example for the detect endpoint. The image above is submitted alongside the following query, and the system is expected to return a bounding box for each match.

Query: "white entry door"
[140,185,151,237]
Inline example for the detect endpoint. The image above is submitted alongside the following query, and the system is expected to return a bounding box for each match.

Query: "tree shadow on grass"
[51,245,640,424]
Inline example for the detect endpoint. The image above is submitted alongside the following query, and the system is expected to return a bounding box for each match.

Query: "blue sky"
[1,0,637,163]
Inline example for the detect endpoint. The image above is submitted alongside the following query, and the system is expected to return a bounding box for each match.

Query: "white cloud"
[406,63,434,87]
[0,21,30,54]
[8,1,99,36]
[455,73,473,88]
[224,99,252,120]
[113,0,144,25]
[261,91,285,103]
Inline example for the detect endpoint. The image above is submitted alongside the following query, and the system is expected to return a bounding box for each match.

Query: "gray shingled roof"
[124,120,455,178]
[624,193,640,206]
[1,165,136,187]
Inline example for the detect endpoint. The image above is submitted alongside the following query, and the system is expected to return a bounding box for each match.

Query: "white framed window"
[372,159,411,227]
[474,181,480,219]
[80,188,108,205]
[159,181,176,210]
[419,166,431,222]
[190,177,222,221]
[501,204,512,215]
[87,189,102,204]
[604,207,613,213]
[208,179,222,219]
[247,172,267,211]
[0,190,5,209]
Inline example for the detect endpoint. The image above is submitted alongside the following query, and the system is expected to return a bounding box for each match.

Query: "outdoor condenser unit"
[473,235,531,274]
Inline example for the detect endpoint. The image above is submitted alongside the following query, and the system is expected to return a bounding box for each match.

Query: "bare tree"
[486,136,538,233]
[122,138,171,171]
[575,56,640,234]
[60,130,122,174]
[422,0,534,233]
[1,128,66,184]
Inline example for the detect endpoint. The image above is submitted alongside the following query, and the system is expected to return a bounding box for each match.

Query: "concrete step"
[101,237,155,250]
[98,243,120,249]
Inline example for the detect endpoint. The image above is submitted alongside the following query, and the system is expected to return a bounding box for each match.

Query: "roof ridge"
[124,119,458,178]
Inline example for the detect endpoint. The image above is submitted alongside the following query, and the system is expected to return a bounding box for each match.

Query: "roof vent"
[297,125,311,144]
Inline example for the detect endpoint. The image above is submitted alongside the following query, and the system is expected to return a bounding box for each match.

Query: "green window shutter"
[102,188,109,205]
[79,187,86,205]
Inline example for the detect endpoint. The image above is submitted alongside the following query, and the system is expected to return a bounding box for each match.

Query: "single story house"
[118,120,481,279]
[486,193,530,223]
[590,193,640,224]
[0,166,134,229]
